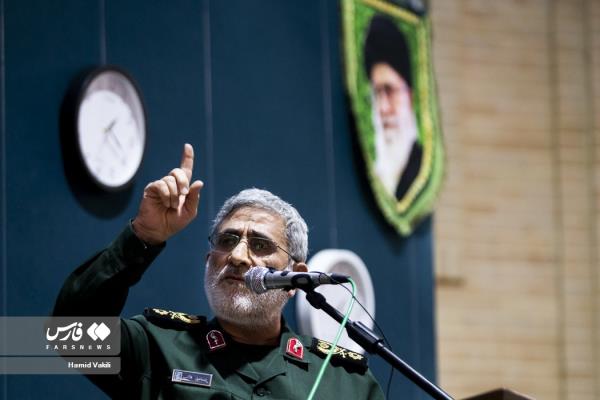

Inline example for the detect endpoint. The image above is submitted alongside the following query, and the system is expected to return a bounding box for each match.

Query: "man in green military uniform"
[53,144,385,399]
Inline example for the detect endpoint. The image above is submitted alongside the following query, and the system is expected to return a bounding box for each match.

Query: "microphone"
[245,266,351,294]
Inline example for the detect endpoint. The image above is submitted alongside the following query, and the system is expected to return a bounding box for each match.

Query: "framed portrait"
[342,0,444,236]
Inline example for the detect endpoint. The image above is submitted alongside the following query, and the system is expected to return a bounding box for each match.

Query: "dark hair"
[363,14,413,88]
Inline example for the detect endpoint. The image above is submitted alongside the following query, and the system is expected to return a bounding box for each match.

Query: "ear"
[292,262,308,273]
[286,262,309,298]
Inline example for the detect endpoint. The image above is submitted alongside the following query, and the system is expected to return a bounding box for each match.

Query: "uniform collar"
[204,317,310,384]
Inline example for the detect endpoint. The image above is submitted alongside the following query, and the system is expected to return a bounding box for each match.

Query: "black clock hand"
[107,128,124,152]
[101,133,123,160]
[104,119,124,149]
[98,127,126,163]
[103,118,117,134]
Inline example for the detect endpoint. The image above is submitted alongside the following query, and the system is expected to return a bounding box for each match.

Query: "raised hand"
[132,144,204,244]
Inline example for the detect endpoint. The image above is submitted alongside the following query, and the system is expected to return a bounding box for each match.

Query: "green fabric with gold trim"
[343,0,444,236]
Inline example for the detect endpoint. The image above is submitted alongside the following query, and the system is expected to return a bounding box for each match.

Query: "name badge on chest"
[171,369,213,387]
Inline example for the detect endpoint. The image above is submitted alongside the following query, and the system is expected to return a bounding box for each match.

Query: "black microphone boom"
[245,267,350,294]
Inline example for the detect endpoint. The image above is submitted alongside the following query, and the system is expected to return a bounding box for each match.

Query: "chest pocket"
[159,378,236,400]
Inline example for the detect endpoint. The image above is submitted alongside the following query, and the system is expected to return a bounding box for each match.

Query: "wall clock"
[74,66,146,191]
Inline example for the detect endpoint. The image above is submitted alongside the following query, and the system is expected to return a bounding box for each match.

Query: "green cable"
[306,278,357,400]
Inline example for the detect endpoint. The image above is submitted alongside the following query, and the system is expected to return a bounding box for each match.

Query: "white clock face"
[77,69,145,190]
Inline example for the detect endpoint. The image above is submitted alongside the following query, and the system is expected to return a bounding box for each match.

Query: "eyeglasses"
[208,232,296,261]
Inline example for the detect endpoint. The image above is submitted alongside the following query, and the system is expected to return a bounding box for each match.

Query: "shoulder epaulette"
[310,338,368,372]
[143,308,206,330]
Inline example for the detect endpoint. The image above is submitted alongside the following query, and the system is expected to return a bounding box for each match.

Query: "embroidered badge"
[172,369,213,387]
[150,308,202,324]
[310,338,367,370]
[314,339,364,361]
[144,308,205,330]
[286,337,304,360]
[206,330,227,351]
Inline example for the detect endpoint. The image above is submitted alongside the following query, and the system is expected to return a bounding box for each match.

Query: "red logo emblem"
[206,330,226,351]
[286,338,304,360]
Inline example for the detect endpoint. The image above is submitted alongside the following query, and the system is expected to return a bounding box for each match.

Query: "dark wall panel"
[103,0,208,318]
[5,0,101,315]
[210,0,327,204]
[1,0,437,398]
[5,1,104,397]
[4,0,207,398]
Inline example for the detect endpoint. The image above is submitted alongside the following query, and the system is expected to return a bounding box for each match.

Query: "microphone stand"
[303,288,453,400]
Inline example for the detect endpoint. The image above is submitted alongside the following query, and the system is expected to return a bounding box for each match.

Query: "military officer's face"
[209,206,291,274]
[204,207,297,328]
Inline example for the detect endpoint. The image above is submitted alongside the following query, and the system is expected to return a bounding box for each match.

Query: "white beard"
[204,263,290,329]
[372,94,418,197]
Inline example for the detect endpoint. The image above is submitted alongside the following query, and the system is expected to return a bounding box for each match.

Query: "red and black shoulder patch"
[144,308,206,330]
[310,338,368,372]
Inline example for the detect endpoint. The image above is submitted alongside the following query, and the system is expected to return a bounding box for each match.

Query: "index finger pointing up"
[180,143,195,181]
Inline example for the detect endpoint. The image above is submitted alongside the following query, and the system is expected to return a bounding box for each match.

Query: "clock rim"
[74,65,147,192]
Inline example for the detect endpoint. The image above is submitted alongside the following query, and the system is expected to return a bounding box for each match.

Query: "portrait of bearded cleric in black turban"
[343,1,444,236]
[363,14,422,201]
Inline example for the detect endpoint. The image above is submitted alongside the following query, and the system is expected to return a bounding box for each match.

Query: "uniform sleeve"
[52,222,165,398]
[52,222,164,317]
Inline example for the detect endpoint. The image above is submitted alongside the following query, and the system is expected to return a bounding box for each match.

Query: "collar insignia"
[206,329,227,351]
[286,337,304,360]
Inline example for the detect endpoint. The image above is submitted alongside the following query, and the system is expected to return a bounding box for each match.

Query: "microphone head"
[244,266,270,294]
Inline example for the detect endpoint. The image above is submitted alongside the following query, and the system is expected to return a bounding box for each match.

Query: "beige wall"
[431,0,599,399]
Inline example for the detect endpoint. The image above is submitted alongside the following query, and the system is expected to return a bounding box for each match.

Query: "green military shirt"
[53,224,385,400]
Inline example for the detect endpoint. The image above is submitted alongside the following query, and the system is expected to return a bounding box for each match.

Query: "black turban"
[363,14,413,88]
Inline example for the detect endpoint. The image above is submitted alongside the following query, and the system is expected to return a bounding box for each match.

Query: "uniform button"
[254,386,270,396]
